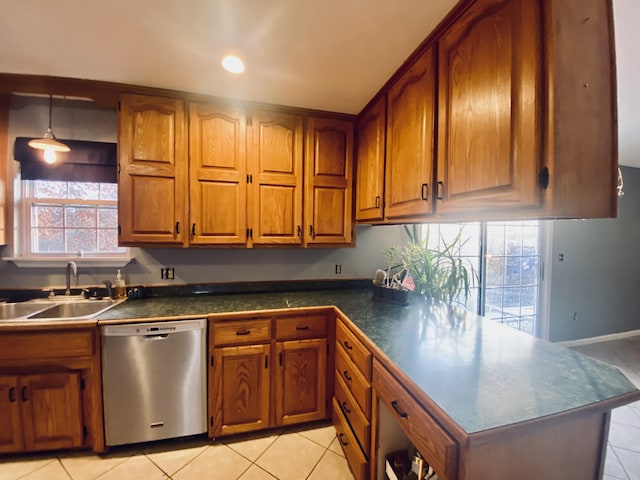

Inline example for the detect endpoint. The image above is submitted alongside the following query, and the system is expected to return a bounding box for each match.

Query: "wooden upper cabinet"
[437,0,543,215]
[247,111,304,246]
[355,97,386,223]
[189,103,247,245]
[118,93,187,245]
[304,117,354,246]
[385,47,436,221]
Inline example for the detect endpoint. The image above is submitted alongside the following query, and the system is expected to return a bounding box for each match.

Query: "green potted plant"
[391,225,476,306]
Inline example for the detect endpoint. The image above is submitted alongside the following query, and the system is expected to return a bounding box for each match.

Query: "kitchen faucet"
[65,261,78,295]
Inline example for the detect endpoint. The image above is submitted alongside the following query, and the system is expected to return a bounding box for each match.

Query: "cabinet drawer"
[0,331,95,361]
[336,321,371,380]
[336,344,371,417]
[332,397,368,480]
[213,319,271,346]
[275,314,327,340]
[335,373,370,456]
[374,360,458,480]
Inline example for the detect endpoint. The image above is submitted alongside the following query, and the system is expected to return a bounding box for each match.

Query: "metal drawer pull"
[296,325,309,331]
[236,329,251,336]
[342,401,351,414]
[391,400,408,418]
[8,387,16,403]
[343,341,353,350]
[21,386,28,402]
[343,370,352,382]
[338,433,348,446]
[144,334,169,340]
[150,422,164,428]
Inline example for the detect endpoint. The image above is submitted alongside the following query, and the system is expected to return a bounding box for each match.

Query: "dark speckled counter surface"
[95,287,640,436]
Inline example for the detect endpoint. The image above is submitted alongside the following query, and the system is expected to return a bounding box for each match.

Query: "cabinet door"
[212,344,271,436]
[0,375,23,453]
[304,117,354,246]
[275,338,327,426]
[436,0,542,214]
[20,372,84,452]
[189,102,247,245]
[247,111,304,246]
[355,97,386,223]
[385,47,436,221]
[118,93,187,245]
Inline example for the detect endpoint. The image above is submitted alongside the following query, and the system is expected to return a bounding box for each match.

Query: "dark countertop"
[95,287,640,435]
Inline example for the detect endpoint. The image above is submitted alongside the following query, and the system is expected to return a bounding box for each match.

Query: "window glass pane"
[485,256,504,287]
[32,205,64,228]
[98,207,118,228]
[34,180,67,199]
[521,256,538,285]
[486,224,505,255]
[69,182,100,200]
[32,228,64,252]
[100,184,118,201]
[66,206,97,228]
[505,256,522,286]
[66,229,97,253]
[98,229,121,252]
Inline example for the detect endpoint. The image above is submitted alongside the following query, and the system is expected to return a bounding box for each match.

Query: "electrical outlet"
[160,267,175,280]
[335,264,342,275]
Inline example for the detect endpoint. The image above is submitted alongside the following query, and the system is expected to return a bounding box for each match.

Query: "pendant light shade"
[28,95,70,164]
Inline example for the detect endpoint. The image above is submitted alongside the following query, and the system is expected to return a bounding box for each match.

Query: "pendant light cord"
[48,95,53,129]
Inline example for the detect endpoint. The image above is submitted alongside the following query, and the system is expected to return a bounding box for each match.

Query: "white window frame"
[6,177,131,268]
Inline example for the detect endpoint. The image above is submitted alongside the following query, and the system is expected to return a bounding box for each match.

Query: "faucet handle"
[102,280,114,299]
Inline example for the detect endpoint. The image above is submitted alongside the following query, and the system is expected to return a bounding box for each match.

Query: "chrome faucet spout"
[66,261,78,296]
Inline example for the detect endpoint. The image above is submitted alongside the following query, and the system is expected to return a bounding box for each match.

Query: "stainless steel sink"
[28,299,119,320]
[0,302,52,320]
[0,298,125,322]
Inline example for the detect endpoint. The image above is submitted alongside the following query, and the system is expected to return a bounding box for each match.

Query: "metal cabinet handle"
[338,433,348,446]
[343,370,352,382]
[175,221,180,234]
[421,183,429,201]
[436,181,444,200]
[297,225,302,237]
[21,386,27,402]
[191,223,196,236]
[309,225,314,238]
[236,329,251,336]
[342,401,351,414]
[391,400,408,418]
[8,387,16,403]
[296,325,309,331]
[343,341,353,351]
[375,195,381,208]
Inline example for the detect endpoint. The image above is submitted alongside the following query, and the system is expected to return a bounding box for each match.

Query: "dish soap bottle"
[116,269,127,299]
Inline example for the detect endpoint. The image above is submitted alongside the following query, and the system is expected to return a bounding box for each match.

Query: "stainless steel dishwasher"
[101,319,207,446]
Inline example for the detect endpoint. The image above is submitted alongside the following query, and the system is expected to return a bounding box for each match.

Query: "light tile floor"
[0,422,354,480]
[572,334,640,480]
[2,336,638,480]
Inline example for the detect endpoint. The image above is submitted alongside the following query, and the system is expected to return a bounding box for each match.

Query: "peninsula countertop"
[93,287,640,436]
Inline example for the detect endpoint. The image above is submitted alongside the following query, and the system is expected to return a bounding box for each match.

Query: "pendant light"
[28,95,70,164]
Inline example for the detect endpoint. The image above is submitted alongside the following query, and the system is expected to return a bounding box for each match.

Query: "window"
[20,180,125,257]
[423,221,543,335]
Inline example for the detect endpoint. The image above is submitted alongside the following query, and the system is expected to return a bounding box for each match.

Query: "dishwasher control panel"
[101,319,206,337]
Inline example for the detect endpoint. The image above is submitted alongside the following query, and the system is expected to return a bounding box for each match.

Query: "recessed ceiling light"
[221,55,245,74]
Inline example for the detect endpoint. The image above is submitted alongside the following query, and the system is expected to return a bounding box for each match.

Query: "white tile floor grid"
[0,422,354,480]
[1,335,638,480]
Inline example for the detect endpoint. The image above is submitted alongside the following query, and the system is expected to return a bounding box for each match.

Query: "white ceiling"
[1,0,638,167]
[0,0,457,114]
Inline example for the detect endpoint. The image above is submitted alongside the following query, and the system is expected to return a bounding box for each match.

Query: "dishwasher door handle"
[143,334,170,340]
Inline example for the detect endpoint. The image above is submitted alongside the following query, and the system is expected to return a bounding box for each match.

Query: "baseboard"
[556,329,640,348]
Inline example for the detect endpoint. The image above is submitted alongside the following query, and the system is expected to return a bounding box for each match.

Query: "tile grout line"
[609,444,632,480]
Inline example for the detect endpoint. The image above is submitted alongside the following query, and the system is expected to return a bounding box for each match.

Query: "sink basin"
[27,299,122,320]
[0,302,52,320]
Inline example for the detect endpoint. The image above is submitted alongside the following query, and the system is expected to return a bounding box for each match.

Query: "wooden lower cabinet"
[333,397,368,480]
[0,328,103,454]
[275,338,327,426]
[209,311,331,437]
[0,372,84,454]
[211,344,271,436]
